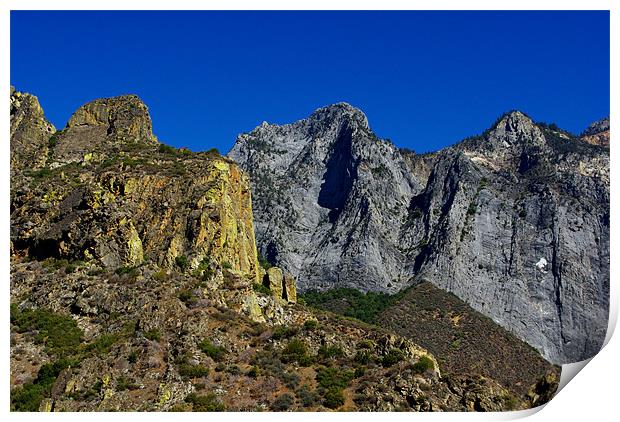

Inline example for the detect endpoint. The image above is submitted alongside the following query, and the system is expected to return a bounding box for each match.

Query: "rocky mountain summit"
[10,86,56,172]
[11,88,558,412]
[229,103,424,293]
[229,104,609,365]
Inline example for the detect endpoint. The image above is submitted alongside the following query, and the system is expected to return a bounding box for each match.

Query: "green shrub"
[298,354,315,367]
[357,340,374,349]
[41,258,67,271]
[253,283,271,295]
[502,393,519,411]
[297,385,319,408]
[185,393,225,411]
[303,319,319,331]
[11,380,49,411]
[411,355,435,374]
[323,387,345,409]
[158,144,177,155]
[48,131,63,148]
[258,253,272,270]
[178,289,198,306]
[84,379,104,400]
[199,340,227,362]
[11,305,83,357]
[144,329,161,342]
[282,371,301,389]
[221,261,233,270]
[271,325,298,340]
[317,345,344,360]
[281,338,308,363]
[200,267,214,281]
[300,288,405,324]
[354,350,371,365]
[32,166,53,180]
[128,350,139,364]
[115,376,138,391]
[272,393,294,411]
[382,349,405,367]
[179,364,210,379]
[450,339,462,350]
[10,358,74,411]
[171,161,186,175]
[175,255,189,271]
[153,269,168,282]
[64,260,84,273]
[226,365,241,375]
[85,333,118,356]
[316,367,354,391]
[115,266,140,278]
[247,366,261,378]
[122,320,138,337]
[192,257,213,280]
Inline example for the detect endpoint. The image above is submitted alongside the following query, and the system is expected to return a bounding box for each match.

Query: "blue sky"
[11,11,609,153]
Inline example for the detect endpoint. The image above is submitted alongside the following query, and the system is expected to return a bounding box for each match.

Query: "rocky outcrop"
[229,106,609,364]
[265,267,284,298]
[580,116,609,147]
[262,267,297,303]
[283,273,297,303]
[11,95,260,284]
[51,94,157,166]
[10,86,56,172]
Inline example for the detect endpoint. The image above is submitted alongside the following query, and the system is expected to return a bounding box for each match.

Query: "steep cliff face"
[229,106,609,364]
[11,93,260,283]
[409,112,609,364]
[229,103,423,293]
[10,87,56,172]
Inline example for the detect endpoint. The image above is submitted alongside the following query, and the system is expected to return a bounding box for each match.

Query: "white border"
[1,1,616,421]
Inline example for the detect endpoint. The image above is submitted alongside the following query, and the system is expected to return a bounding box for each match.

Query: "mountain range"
[10,86,607,411]
[228,103,609,364]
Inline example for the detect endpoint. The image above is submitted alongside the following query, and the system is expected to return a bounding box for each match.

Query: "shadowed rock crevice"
[317,123,358,224]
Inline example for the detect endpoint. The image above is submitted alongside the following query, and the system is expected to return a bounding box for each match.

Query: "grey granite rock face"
[411,112,609,364]
[229,106,609,364]
[229,103,424,294]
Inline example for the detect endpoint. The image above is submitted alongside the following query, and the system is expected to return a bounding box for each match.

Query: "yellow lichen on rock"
[157,383,172,408]
[39,398,53,412]
[266,267,284,300]
[197,157,260,283]
[126,222,144,266]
